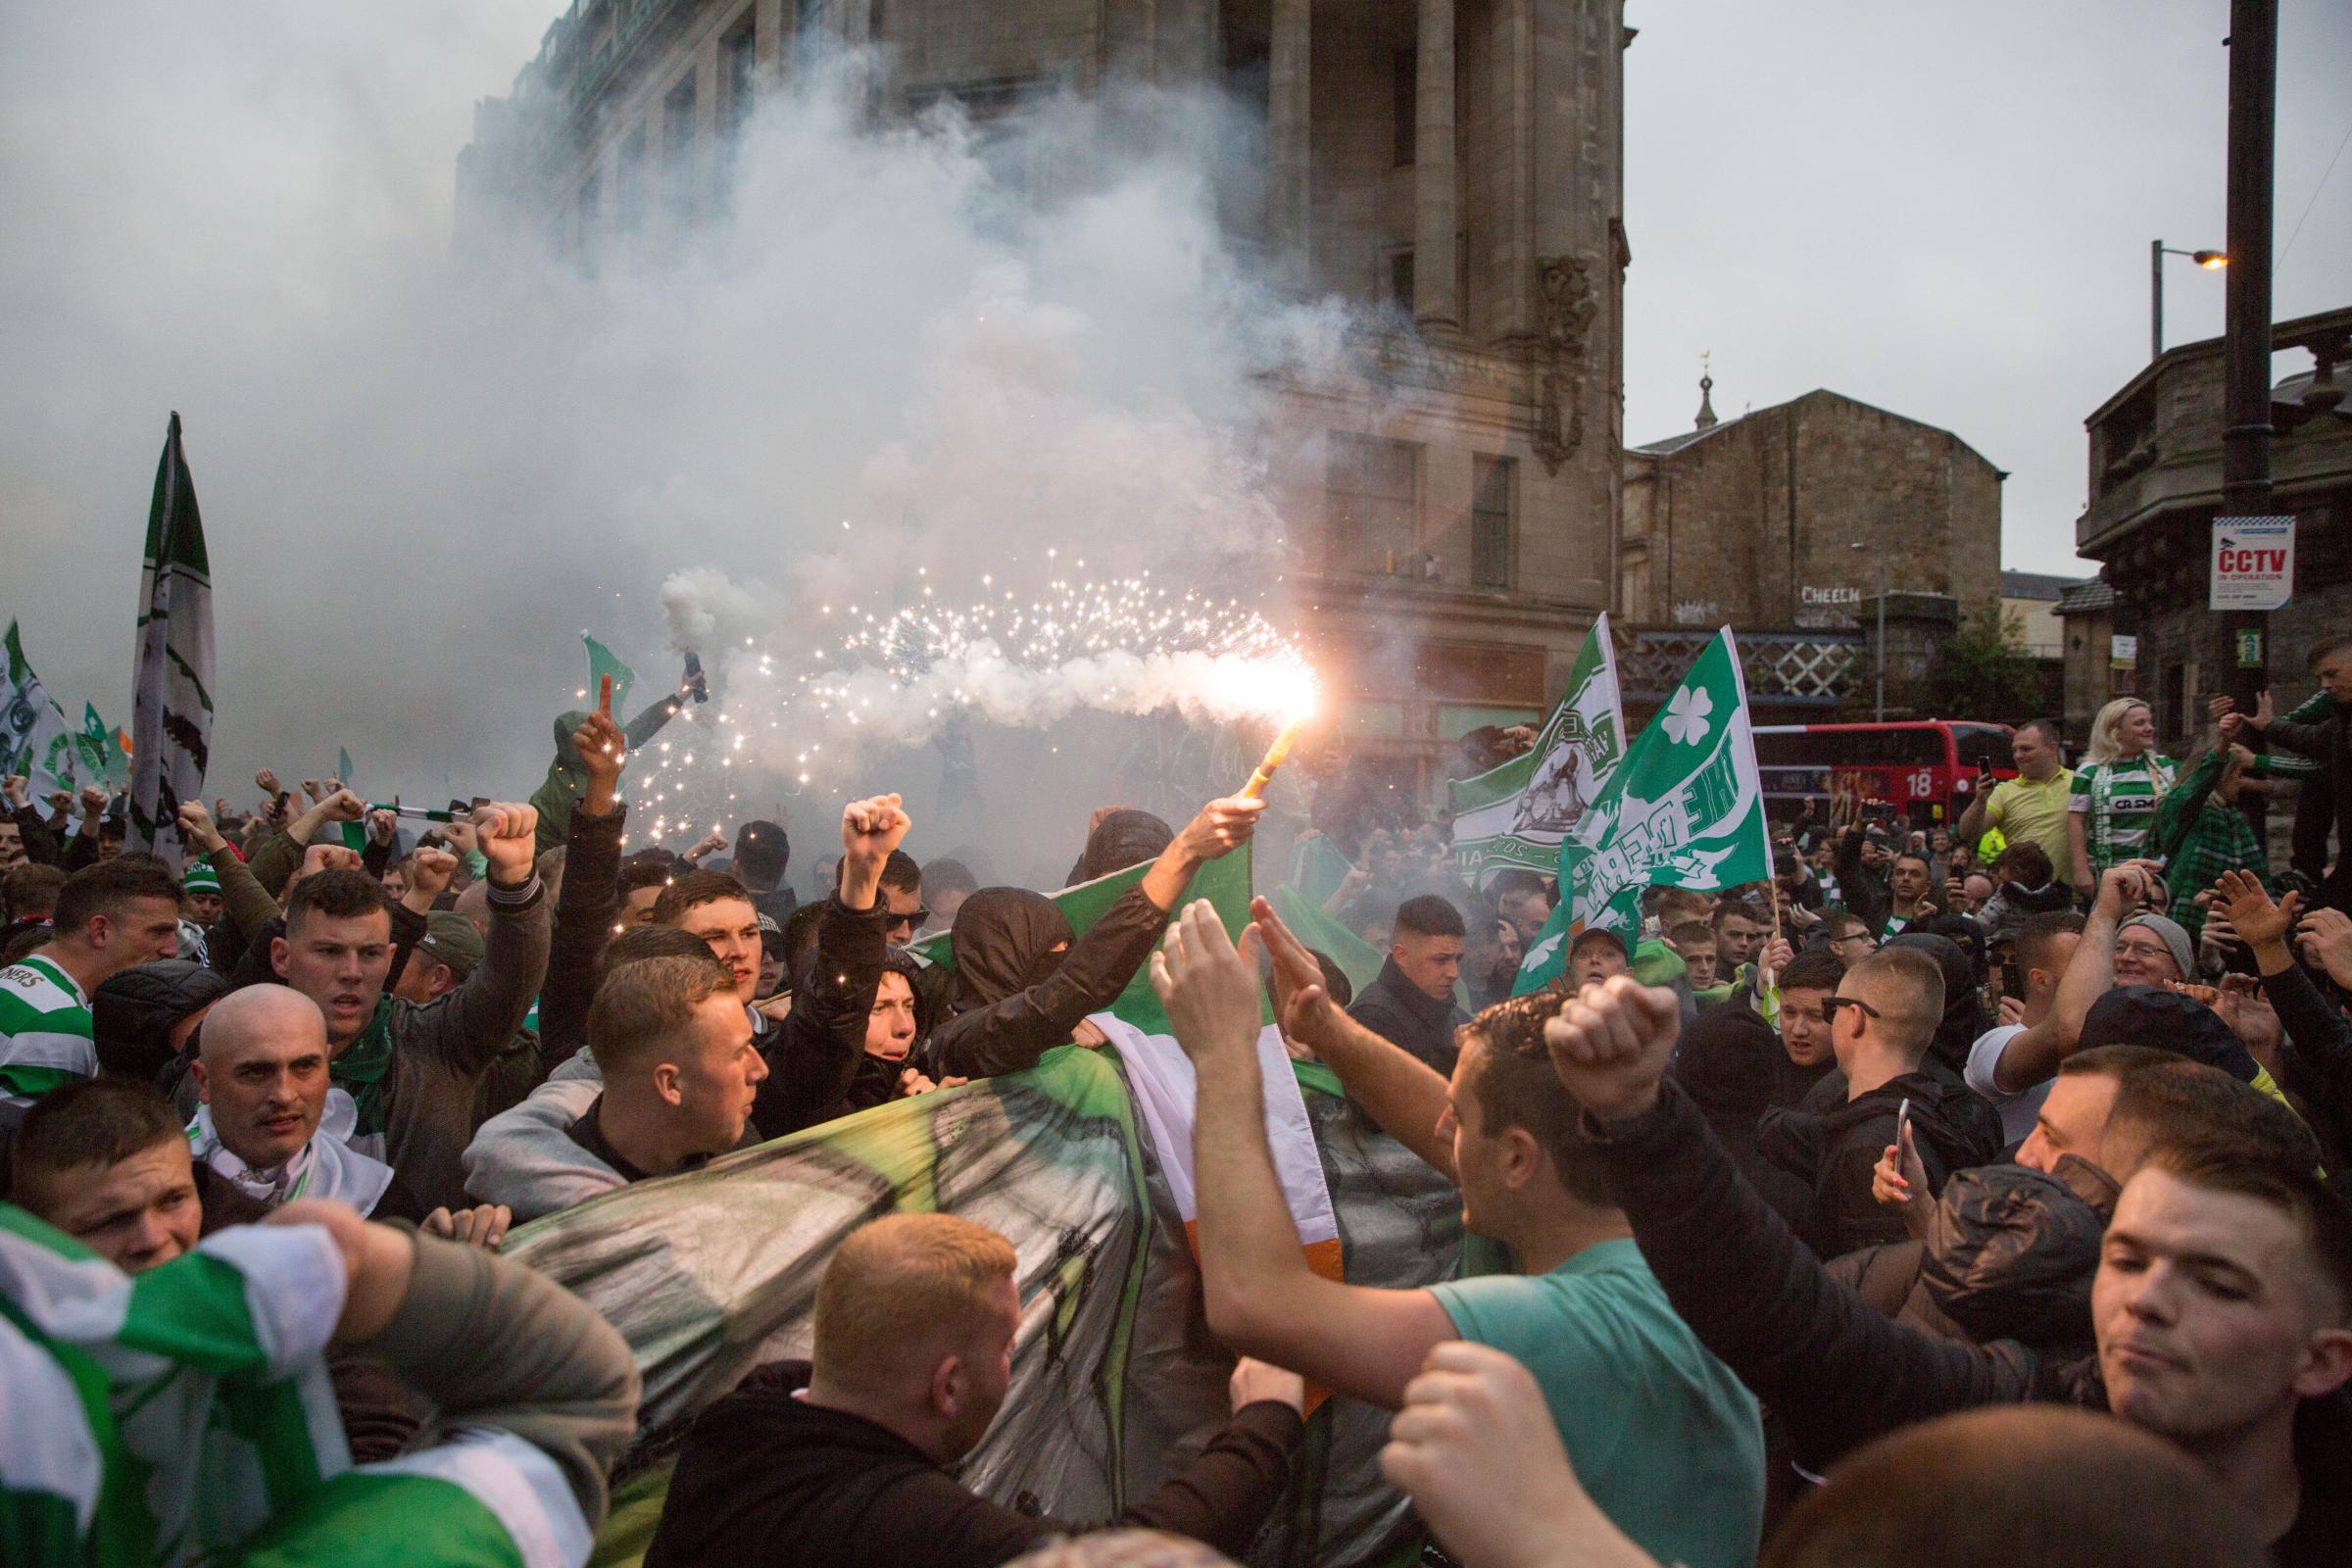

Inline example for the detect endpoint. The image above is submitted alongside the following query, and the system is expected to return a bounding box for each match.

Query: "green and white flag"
[1515,628,1772,993]
[1448,613,1624,887]
[582,634,635,716]
[127,413,215,869]
[2,624,81,799]
[80,704,125,790]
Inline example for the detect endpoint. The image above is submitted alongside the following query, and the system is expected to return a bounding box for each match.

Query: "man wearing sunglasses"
[1754,946,2001,1255]
[875,851,927,945]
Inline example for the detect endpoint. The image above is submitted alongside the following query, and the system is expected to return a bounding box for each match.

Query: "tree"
[1910,606,2046,722]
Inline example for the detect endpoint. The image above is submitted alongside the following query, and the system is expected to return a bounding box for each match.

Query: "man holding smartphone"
[1955,720,2073,871]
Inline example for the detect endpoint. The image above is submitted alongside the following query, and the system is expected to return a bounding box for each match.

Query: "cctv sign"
[2209,515,2293,611]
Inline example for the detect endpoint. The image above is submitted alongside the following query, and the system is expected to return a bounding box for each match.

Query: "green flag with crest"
[1515,628,1772,992]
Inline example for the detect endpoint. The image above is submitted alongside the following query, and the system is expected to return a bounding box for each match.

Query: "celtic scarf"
[329,1001,395,1148]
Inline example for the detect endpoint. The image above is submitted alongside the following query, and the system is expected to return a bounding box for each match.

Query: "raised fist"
[469,803,539,887]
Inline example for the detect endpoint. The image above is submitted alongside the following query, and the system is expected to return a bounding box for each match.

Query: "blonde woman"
[2066,697,2175,891]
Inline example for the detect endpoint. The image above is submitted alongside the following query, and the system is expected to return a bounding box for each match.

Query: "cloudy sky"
[1622,0,2350,572]
[0,0,2343,801]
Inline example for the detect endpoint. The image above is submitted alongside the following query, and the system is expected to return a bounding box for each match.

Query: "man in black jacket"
[1544,974,2352,1568]
[1755,946,1999,1255]
[644,1212,1305,1568]
[926,794,1261,1081]
[1346,893,1469,1075]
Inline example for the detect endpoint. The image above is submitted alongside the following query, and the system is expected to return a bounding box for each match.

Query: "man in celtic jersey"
[0,855,181,1106]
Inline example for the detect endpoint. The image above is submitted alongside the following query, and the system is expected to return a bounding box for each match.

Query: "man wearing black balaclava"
[929,795,1260,1080]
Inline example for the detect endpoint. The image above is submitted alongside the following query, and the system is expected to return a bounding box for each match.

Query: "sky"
[1621,0,2351,574]
[0,0,2344,817]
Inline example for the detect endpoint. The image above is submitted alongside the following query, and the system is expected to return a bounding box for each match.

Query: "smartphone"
[1893,1098,1912,1157]
[2001,958,2025,1001]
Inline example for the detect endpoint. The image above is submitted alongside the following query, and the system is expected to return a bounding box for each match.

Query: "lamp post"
[1850,540,1887,722]
[2149,240,2227,361]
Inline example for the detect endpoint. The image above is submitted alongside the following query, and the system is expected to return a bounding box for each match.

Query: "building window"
[721,15,757,139]
[616,127,646,233]
[1472,456,1514,589]
[1392,49,1416,167]
[1326,434,1419,574]
[1389,249,1415,313]
[664,74,698,221]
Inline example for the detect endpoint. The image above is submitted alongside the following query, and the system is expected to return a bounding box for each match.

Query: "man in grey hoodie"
[466,794,914,1221]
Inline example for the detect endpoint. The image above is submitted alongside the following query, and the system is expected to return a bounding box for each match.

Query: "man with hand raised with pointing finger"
[1150,897,1764,1568]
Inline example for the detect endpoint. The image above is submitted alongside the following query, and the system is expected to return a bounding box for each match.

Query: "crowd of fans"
[1,630,2347,1566]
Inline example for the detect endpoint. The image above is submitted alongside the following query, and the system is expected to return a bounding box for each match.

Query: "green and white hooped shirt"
[0,1205,591,1568]
[0,955,94,1106]
[2069,754,2178,873]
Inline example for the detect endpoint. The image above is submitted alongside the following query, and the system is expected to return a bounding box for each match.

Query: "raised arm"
[1155,903,1457,1411]
[1989,861,2142,1093]
[1252,894,1454,1178]
[1544,977,2036,1464]
[536,705,628,1075]
[2218,872,2352,1145]
[756,796,906,1137]
[406,804,551,1077]
[1954,785,1992,848]
[930,796,1264,1079]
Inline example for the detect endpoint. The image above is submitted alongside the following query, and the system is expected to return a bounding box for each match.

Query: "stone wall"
[1621,388,2003,633]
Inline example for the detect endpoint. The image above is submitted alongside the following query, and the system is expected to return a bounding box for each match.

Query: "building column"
[1414,0,1459,331]
[1491,0,1535,344]
[1268,0,1311,266]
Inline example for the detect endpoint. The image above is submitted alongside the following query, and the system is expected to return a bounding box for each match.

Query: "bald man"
[189,985,510,1245]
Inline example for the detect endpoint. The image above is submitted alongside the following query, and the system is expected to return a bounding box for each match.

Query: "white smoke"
[0,10,1351,832]
[809,642,1318,748]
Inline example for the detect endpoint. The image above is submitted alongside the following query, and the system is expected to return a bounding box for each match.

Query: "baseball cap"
[416,910,484,978]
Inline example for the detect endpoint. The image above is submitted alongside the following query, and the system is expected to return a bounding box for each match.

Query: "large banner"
[511,854,1466,1568]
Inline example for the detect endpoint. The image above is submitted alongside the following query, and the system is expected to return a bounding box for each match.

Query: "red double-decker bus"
[1753,720,2016,829]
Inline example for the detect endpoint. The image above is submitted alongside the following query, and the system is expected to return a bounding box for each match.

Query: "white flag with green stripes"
[127,412,216,869]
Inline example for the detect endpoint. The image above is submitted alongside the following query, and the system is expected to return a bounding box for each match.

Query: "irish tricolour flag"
[912,850,1342,1284]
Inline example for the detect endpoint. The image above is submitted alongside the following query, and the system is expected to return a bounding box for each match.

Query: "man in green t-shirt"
[1152,899,1765,1568]
[1954,718,2073,871]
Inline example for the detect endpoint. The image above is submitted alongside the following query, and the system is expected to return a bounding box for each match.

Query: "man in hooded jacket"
[927,796,1261,1081]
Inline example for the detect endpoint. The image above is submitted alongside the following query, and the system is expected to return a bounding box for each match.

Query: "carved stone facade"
[462,0,1628,797]
[1532,253,1595,473]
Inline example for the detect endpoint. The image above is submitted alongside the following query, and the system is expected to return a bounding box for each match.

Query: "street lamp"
[1850,540,1887,722]
[2150,240,2227,361]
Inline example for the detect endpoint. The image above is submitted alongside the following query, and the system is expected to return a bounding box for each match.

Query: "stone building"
[458,0,1634,798]
[1617,379,2004,719]
[2076,305,2350,751]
